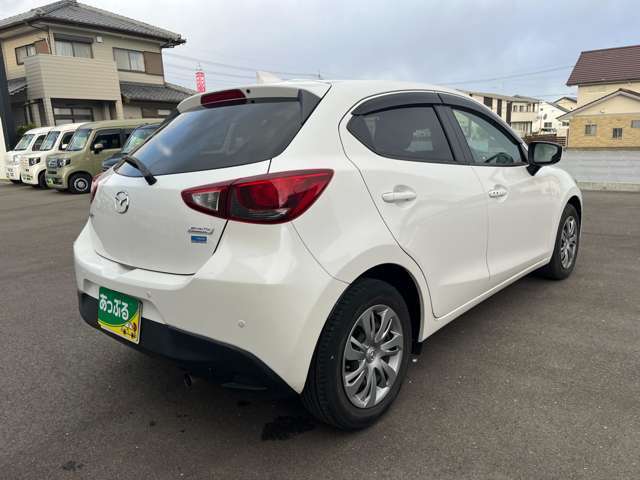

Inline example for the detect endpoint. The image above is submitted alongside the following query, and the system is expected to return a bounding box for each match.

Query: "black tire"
[10,179,21,184]
[68,173,92,194]
[302,278,412,430]
[538,203,580,280]
[36,171,47,188]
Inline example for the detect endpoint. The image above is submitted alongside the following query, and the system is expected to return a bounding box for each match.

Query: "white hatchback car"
[75,80,582,429]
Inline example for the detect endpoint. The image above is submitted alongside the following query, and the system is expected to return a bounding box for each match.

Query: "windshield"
[40,131,61,151]
[67,129,92,151]
[14,134,34,151]
[117,96,320,177]
[122,126,158,154]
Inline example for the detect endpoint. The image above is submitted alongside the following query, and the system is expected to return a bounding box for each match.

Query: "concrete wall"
[559,149,640,190]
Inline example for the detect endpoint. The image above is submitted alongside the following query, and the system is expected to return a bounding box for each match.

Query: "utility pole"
[0,40,16,149]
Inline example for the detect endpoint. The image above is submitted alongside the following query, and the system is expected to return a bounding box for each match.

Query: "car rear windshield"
[67,128,92,151]
[14,134,34,151]
[40,131,61,151]
[117,93,320,177]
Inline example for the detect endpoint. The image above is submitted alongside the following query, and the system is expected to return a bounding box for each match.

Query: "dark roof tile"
[0,0,184,44]
[567,45,640,86]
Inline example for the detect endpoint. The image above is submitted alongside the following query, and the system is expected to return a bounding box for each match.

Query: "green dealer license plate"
[97,287,142,344]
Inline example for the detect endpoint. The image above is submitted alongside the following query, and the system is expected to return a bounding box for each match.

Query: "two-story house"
[559,44,640,148]
[1,0,193,134]
[463,90,540,137]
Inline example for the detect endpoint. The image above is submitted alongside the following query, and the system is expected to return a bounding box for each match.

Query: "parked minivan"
[4,126,52,183]
[21,123,85,188]
[46,119,159,193]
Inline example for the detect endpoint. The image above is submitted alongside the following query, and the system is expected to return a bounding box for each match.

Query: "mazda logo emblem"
[114,191,130,214]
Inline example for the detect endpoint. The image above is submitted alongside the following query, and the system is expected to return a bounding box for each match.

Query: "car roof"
[50,122,88,133]
[179,79,468,112]
[78,118,162,130]
[25,126,53,135]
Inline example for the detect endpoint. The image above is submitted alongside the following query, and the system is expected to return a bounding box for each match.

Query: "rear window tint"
[348,106,454,163]
[117,95,320,177]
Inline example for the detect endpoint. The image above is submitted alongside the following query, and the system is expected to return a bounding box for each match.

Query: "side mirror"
[527,141,562,175]
[93,143,104,154]
[60,144,68,150]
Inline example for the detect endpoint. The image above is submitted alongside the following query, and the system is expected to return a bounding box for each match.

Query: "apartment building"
[463,90,540,137]
[560,44,640,148]
[1,0,193,134]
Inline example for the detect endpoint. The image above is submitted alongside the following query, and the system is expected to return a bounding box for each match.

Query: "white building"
[535,101,571,137]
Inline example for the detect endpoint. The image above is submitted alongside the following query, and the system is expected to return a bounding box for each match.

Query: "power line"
[439,65,574,86]
[164,52,320,78]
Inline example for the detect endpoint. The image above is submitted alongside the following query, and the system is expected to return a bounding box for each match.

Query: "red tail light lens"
[90,172,103,203]
[181,169,333,224]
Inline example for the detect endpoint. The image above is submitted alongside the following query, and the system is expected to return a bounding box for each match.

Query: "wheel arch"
[567,195,582,222]
[355,263,425,354]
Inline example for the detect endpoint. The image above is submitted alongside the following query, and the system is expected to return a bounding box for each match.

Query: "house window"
[584,124,597,136]
[53,106,94,125]
[526,104,531,112]
[512,104,517,112]
[55,39,92,58]
[114,48,146,72]
[519,105,524,112]
[15,43,36,64]
[544,122,553,128]
[483,97,493,109]
[562,121,569,127]
[612,128,623,139]
[631,120,640,128]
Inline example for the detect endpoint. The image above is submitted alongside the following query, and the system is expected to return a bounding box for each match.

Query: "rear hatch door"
[90,83,330,274]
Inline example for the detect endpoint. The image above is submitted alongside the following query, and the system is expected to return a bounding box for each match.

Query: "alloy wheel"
[342,304,404,409]
[560,216,578,269]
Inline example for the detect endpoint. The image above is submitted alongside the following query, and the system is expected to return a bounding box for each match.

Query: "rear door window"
[118,95,320,177]
[348,106,454,163]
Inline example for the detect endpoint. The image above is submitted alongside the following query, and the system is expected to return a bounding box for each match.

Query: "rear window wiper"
[120,154,157,185]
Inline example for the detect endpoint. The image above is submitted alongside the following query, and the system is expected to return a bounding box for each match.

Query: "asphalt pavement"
[1,181,639,479]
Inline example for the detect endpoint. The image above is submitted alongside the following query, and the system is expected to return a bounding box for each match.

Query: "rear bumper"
[74,221,347,393]
[78,292,294,394]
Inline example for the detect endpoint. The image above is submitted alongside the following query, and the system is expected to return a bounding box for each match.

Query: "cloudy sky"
[3,0,640,99]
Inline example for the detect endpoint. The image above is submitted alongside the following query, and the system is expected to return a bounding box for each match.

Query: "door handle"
[382,190,417,203]
[488,187,508,199]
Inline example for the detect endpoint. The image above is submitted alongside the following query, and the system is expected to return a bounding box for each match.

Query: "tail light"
[90,173,102,203]
[181,169,333,224]
[90,170,113,203]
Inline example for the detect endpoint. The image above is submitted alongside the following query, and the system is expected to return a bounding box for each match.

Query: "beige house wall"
[48,25,165,85]
[1,30,50,80]
[577,82,640,106]
[568,114,640,148]
[2,24,166,85]
[576,95,640,116]
[24,54,121,101]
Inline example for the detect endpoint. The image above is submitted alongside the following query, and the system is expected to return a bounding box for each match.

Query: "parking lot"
[1,181,639,479]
